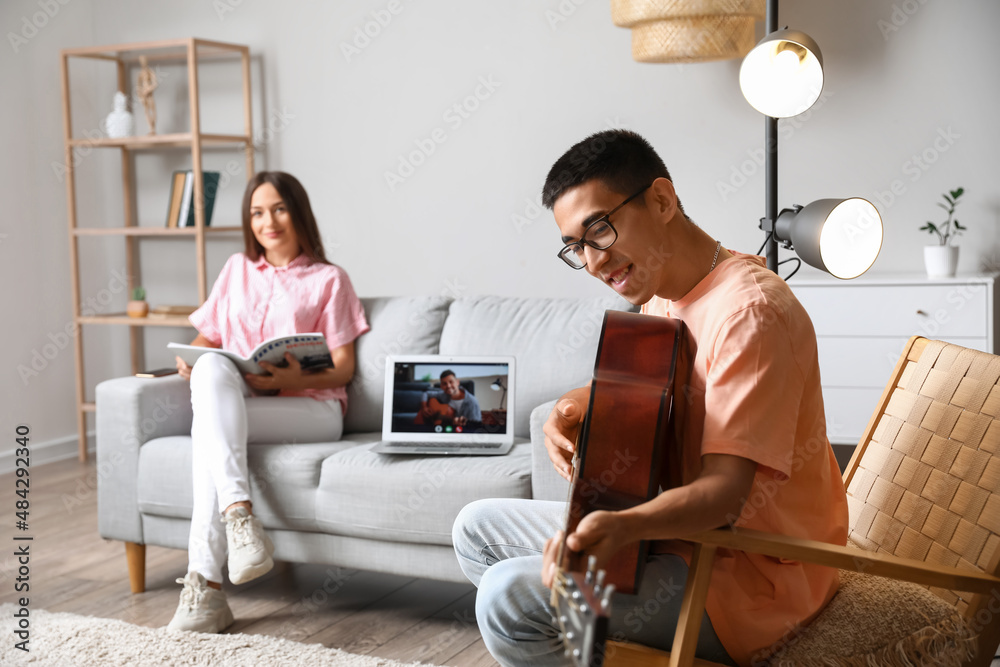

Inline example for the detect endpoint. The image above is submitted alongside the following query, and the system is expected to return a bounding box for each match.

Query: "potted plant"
[127,286,149,318]
[920,187,966,278]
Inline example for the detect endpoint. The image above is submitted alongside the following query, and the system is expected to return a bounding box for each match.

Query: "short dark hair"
[541,129,683,213]
[241,171,330,264]
[440,370,456,381]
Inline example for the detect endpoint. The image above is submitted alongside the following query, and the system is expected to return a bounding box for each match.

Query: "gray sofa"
[96,295,632,591]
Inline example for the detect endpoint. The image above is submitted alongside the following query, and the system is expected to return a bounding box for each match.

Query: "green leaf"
[954,220,966,230]
[951,187,964,199]
[943,194,954,205]
[922,222,940,233]
[937,202,950,213]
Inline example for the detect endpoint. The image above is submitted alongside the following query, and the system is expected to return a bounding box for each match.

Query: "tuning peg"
[601,584,616,609]
[586,555,598,583]
[594,569,606,595]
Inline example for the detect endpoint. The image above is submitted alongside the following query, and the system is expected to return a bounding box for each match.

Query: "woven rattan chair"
[605,337,1000,667]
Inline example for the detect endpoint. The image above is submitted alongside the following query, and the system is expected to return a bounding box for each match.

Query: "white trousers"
[187,353,343,583]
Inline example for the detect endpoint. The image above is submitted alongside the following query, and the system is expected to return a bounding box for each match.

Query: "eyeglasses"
[557,184,652,269]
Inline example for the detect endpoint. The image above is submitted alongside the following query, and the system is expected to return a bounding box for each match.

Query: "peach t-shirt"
[642,251,848,666]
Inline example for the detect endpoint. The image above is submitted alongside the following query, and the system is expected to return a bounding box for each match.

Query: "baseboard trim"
[0,431,96,475]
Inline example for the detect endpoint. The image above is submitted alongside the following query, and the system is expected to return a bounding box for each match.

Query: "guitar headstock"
[551,555,616,667]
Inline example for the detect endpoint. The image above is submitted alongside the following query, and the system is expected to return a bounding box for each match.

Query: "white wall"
[3,0,999,464]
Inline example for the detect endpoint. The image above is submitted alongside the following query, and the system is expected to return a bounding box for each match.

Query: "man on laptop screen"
[373,355,516,455]
[415,370,482,429]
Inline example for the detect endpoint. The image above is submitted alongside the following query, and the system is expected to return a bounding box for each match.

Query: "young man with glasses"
[453,130,848,666]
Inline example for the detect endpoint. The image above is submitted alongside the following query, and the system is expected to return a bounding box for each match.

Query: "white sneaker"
[166,571,234,633]
[225,506,274,585]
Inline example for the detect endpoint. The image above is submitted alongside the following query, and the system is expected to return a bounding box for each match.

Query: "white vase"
[924,245,959,278]
[104,91,134,138]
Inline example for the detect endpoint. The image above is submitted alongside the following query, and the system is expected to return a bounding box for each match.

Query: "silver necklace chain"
[710,240,722,272]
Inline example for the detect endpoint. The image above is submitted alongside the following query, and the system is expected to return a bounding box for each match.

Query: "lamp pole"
[763,0,780,274]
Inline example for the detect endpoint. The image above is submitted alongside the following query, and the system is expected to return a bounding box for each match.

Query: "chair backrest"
[843,337,1000,661]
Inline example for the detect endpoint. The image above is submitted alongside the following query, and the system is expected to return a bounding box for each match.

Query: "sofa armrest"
[530,399,570,501]
[96,375,193,543]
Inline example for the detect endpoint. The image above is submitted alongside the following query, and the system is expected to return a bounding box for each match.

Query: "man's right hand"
[543,387,589,481]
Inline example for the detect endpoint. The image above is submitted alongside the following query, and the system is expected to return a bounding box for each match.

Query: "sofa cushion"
[136,436,364,531]
[439,295,636,437]
[345,296,452,434]
[315,441,532,546]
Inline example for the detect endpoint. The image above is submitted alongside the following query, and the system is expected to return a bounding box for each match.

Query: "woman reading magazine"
[167,171,369,633]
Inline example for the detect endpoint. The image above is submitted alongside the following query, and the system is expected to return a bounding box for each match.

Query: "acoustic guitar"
[414,397,456,426]
[550,310,691,667]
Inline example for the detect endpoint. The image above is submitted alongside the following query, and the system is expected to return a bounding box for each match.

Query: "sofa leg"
[125,542,146,593]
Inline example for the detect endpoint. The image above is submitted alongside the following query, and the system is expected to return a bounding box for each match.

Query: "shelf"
[74,226,242,236]
[67,132,251,149]
[62,37,248,62]
[61,36,253,462]
[78,314,194,327]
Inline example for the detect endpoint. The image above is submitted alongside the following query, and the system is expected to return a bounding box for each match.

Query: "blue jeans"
[453,498,737,667]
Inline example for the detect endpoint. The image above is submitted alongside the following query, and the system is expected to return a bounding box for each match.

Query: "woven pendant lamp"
[611,0,765,63]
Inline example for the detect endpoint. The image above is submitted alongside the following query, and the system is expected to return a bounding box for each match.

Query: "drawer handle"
[916,309,927,316]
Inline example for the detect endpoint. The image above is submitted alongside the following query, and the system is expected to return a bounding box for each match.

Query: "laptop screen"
[383,357,514,442]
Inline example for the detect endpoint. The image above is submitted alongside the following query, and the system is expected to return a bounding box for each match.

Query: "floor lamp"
[740,0,883,279]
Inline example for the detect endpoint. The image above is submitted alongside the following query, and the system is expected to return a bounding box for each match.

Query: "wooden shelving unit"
[60,38,255,461]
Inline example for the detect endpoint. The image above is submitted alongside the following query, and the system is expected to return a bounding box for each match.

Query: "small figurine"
[136,56,158,135]
[104,91,134,138]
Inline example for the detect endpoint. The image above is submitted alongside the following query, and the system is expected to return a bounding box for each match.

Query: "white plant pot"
[924,245,959,278]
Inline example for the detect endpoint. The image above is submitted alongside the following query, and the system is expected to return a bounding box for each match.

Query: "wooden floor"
[0,457,499,667]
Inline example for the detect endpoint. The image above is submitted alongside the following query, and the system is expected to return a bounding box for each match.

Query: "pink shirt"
[643,252,848,666]
[189,253,369,409]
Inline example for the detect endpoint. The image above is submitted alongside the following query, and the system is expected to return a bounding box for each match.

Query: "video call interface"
[391,362,510,435]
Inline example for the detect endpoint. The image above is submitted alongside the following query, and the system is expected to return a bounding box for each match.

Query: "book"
[148,304,199,320]
[168,333,334,376]
[165,171,187,228]
[175,172,194,228]
[169,170,221,228]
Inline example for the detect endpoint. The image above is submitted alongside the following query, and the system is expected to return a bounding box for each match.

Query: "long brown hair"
[241,171,330,264]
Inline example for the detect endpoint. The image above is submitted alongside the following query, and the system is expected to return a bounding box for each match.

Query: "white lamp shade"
[740,29,824,118]
[775,198,883,279]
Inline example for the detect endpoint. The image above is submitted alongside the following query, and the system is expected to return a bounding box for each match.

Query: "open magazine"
[168,333,333,376]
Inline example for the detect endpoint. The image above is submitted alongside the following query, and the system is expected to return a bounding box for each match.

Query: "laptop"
[370,355,516,455]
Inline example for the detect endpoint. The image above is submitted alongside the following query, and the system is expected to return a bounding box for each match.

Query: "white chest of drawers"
[789,273,1000,445]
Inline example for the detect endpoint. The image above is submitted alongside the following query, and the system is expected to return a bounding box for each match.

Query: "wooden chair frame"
[606,337,1000,667]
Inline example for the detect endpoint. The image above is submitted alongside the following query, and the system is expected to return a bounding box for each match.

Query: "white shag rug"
[2,604,442,667]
